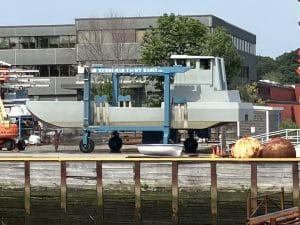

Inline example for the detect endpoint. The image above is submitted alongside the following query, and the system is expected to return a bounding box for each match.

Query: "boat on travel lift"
[26,55,254,152]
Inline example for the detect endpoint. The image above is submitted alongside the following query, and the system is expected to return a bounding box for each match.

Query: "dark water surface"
[0,188,294,225]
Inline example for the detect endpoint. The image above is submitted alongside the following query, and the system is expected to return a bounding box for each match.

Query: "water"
[0,188,294,225]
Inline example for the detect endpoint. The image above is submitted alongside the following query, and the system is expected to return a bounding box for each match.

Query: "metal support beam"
[96,161,104,223]
[83,67,91,128]
[172,161,179,224]
[251,162,258,214]
[24,161,30,215]
[292,162,299,207]
[112,73,119,107]
[211,162,218,225]
[61,161,67,214]
[163,74,171,144]
[134,161,141,224]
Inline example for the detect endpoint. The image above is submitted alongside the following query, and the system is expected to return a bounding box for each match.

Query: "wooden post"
[251,162,258,215]
[24,161,30,215]
[61,161,67,214]
[134,161,141,224]
[280,187,285,210]
[246,195,250,219]
[292,162,299,207]
[270,217,276,225]
[96,161,104,224]
[211,161,217,225]
[264,195,268,215]
[172,161,179,225]
[96,161,103,208]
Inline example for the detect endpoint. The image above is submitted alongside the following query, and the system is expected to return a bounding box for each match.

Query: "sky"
[1,0,299,58]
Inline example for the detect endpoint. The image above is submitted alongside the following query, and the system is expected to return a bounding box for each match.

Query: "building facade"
[258,80,300,125]
[0,15,256,100]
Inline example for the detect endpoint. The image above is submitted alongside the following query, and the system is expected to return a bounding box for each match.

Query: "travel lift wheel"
[79,139,95,153]
[184,137,198,153]
[4,139,16,151]
[108,131,123,153]
[17,139,26,151]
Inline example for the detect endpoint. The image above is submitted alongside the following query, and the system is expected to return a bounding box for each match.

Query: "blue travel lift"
[79,65,190,153]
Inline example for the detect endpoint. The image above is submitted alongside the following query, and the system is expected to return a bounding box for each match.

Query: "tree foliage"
[256,56,277,80]
[141,13,243,84]
[256,50,300,84]
[261,71,285,84]
[279,119,299,129]
[141,13,208,66]
[205,27,243,85]
[237,82,265,105]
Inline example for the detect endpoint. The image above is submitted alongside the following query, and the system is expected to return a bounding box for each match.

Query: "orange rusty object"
[0,123,18,141]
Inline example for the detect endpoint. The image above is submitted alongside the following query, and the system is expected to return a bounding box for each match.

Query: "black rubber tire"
[5,139,16,151]
[108,136,123,152]
[79,139,95,153]
[17,139,26,151]
[184,138,198,153]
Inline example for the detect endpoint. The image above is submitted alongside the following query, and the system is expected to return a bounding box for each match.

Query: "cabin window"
[200,59,210,70]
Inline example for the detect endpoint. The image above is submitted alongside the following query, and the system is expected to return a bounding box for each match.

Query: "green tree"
[141,14,243,85]
[276,50,300,84]
[237,82,265,105]
[205,27,243,85]
[261,71,285,83]
[256,56,276,80]
[256,50,300,84]
[279,119,299,129]
[141,13,208,66]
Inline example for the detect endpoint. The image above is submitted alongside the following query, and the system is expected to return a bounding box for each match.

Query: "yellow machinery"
[0,98,18,150]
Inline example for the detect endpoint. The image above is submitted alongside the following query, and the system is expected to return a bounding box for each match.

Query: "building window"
[49,36,59,48]
[78,31,101,44]
[20,37,37,49]
[0,37,9,49]
[242,66,250,78]
[39,65,50,77]
[38,37,49,48]
[9,37,19,49]
[103,29,135,43]
[0,35,78,49]
[69,36,76,47]
[36,64,77,77]
[50,65,59,76]
[135,30,146,43]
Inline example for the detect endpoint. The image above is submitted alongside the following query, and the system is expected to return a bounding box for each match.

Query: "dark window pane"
[49,36,59,48]
[59,36,69,48]
[50,65,59,76]
[38,37,48,48]
[69,36,76,47]
[29,37,37,48]
[39,65,49,77]
[0,37,9,49]
[9,37,19,49]
[60,65,69,76]
[20,37,30,49]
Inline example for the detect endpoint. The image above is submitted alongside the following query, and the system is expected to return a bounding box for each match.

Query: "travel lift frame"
[79,65,190,153]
